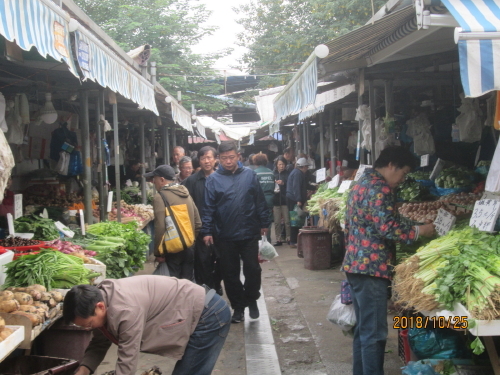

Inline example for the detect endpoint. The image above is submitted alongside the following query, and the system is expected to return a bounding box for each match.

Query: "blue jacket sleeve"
[200,178,216,237]
[286,170,300,203]
[254,174,271,228]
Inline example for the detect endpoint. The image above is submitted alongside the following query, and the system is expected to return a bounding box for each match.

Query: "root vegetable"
[19,305,39,314]
[0,291,14,301]
[11,311,41,326]
[0,327,13,340]
[13,292,33,305]
[50,291,63,303]
[0,299,19,313]
[0,317,5,330]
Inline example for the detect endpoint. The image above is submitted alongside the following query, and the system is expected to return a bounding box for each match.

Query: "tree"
[234,0,386,88]
[74,0,229,112]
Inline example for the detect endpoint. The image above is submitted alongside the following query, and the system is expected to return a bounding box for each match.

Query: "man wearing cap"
[144,165,201,280]
[286,158,309,247]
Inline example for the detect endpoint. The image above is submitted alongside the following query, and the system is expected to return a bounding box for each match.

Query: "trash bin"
[298,226,332,270]
[0,355,79,375]
[38,320,92,362]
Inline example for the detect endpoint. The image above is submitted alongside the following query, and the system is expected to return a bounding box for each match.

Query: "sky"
[192,0,249,76]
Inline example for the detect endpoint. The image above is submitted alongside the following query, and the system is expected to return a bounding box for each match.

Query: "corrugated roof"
[321,5,415,65]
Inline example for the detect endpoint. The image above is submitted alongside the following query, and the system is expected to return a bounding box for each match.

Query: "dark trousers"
[287,199,299,244]
[216,238,261,310]
[165,246,194,281]
[194,235,222,290]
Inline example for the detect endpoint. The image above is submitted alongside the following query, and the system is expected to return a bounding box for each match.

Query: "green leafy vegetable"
[14,215,60,240]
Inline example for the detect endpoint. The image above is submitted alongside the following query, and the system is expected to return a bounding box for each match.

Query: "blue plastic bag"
[408,327,470,360]
[67,151,83,176]
[401,361,438,375]
[435,186,471,196]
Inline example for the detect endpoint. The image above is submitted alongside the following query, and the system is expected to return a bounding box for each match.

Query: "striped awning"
[73,22,158,115]
[171,100,193,132]
[0,0,78,77]
[194,118,207,139]
[442,0,500,97]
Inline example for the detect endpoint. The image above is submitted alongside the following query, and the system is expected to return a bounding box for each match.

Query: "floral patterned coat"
[342,169,417,280]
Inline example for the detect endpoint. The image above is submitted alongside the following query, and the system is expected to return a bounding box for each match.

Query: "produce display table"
[0,326,24,362]
[0,305,62,352]
[421,303,500,375]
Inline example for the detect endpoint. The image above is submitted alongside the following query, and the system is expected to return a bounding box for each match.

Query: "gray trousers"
[273,205,291,242]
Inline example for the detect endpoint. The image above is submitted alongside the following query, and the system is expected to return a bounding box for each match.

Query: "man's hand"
[203,236,214,246]
[155,256,165,263]
[261,228,268,236]
[74,366,91,375]
[276,180,283,185]
[419,223,436,237]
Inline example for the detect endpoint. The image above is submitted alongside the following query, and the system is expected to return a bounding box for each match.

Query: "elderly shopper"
[273,156,290,246]
[64,276,230,375]
[286,157,309,247]
[176,156,193,183]
[342,146,435,375]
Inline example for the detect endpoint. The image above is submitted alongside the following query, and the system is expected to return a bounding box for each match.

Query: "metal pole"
[329,110,336,176]
[95,94,104,222]
[165,127,170,166]
[99,90,108,221]
[112,103,121,222]
[319,112,325,168]
[140,120,146,204]
[150,117,156,169]
[384,80,394,119]
[80,91,93,225]
[171,127,176,148]
[369,80,376,164]
[302,123,307,154]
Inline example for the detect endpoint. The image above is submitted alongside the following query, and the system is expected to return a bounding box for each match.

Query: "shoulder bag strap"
[158,190,188,250]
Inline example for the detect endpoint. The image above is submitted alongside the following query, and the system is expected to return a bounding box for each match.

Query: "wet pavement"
[94,241,403,375]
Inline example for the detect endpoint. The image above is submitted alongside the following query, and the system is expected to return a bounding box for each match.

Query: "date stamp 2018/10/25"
[393,316,468,330]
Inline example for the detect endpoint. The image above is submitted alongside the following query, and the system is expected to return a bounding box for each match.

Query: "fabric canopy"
[442,0,500,97]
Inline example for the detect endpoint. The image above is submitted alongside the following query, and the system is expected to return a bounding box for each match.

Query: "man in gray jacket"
[64,276,231,375]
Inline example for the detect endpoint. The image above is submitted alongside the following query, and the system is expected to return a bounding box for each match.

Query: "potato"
[19,305,39,314]
[13,292,33,305]
[0,299,19,313]
[6,287,27,293]
[11,311,40,326]
[0,327,13,340]
[50,291,63,303]
[0,291,14,300]
[26,288,42,301]
[40,292,52,303]
[46,298,57,309]
[0,317,5,330]
[29,284,47,293]
[33,302,49,311]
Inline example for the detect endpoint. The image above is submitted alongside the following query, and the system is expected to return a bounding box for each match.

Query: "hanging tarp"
[273,52,318,121]
[73,22,158,115]
[194,118,207,139]
[442,0,500,97]
[298,84,356,121]
[0,0,78,77]
[171,100,192,132]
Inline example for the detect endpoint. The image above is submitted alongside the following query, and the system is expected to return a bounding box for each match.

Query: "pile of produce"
[407,171,431,180]
[86,221,150,278]
[397,179,431,202]
[398,201,446,223]
[14,215,60,240]
[435,167,473,189]
[108,201,154,222]
[438,192,481,208]
[45,239,96,258]
[0,237,41,247]
[393,226,500,320]
[0,284,64,326]
[307,184,343,216]
[118,186,141,204]
[24,190,83,207]
[3,249,100,290]
[0,317,14,342]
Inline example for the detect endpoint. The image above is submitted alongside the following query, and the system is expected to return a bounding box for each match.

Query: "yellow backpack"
[158,191,195,254]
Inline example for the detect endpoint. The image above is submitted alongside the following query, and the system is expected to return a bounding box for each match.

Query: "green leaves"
[470,336,485,355]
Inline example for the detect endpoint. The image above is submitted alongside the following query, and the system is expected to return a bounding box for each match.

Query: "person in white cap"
[286,157,309,247]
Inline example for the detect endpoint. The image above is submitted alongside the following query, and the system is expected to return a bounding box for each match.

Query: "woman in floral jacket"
[342,146,435,375]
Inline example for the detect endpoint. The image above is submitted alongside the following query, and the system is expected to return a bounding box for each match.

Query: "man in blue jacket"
[202,141,271,323]
[286,158,309,247]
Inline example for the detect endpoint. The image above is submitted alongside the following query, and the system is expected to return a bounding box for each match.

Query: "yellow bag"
[158,192,195,254]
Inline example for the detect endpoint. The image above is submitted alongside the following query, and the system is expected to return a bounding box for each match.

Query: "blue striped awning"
[0,0,78,77]
[442,0,500,97]
[73,22,158,115]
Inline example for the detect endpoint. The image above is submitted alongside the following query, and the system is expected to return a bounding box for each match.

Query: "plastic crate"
[0,355,79,375]
[398,329,412,364]
[0,241,48,260]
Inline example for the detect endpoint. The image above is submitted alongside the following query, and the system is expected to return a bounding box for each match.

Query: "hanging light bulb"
[40,93,58,124]
[165,96,172,103]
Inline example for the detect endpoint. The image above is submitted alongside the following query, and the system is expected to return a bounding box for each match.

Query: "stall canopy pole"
[358,71,365,164]
[302,123,307,154]
[162,126,168,166]
[165,126,170,166]
[385,80,394,119]
[150,117,156,169]
[80,90,93,225]
[171,127,176,148]
[95,94,104,222]
[99,90,108,221]
[319,112,325,168]
[140,119,146,204]
[112,99,121,222]
[369,80,376,164]
[329,109,336,176]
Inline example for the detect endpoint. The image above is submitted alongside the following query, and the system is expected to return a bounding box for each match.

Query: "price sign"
[420,154,430,167]
[469,199,500,232]
[107,191,114,212]
[434,208,456,236]
[316,168,326,183]
[354,164,371,181]
[329,175,340,189]
[482,192,500,200]
[430,158,445,180]
[6,213,14,236]
[338,180,353,193]
[14,194,22,220]
[79,209,86,235]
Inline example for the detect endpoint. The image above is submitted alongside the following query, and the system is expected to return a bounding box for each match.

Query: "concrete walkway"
[93,242,403,375]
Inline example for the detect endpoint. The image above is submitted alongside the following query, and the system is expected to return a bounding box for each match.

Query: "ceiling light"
[40,93,58,124]
[165,96,172,103]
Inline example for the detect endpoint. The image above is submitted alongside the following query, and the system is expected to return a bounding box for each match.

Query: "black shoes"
[273,241,283,246]
[249,300,260,319]
[231,309,245,323]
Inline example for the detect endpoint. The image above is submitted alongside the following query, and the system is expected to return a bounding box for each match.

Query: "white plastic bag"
[486,140,500,193]
[153,261,170,276]
[259,235,279,261]
[327,295,356,331]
